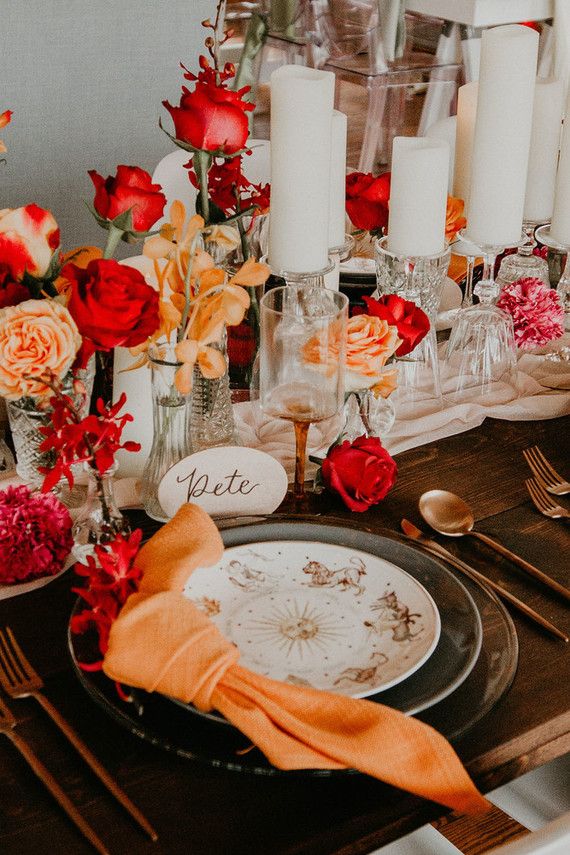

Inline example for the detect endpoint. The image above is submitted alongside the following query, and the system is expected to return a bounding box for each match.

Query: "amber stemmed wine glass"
[259,285,348,502]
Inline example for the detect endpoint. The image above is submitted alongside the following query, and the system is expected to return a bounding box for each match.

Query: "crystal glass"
[140,343,193,521]
[191,334,238,451]
[442,230,521,405]
[496,221,550,288]
[374,237,451,319]
[259,284,348,501]
[341,390,395,442]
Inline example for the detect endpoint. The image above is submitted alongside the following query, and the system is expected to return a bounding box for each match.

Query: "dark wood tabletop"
[1,416,568,855]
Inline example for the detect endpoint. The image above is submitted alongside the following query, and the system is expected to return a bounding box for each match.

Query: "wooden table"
[1,416,568,855]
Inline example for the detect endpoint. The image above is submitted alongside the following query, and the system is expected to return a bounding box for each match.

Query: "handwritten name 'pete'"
[177,468,260,501]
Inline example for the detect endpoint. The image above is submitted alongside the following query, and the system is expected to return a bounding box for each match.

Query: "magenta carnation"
[496,277,564,351]
[0,485,73,584]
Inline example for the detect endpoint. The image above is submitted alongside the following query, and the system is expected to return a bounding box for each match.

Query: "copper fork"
[0,626,157,842]
[526,479,570,521]
[0,695,110,855]
[523,446,570,496]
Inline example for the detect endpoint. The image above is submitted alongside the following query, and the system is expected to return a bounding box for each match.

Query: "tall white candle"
[269,65,335,273]
[328,110,348,249]
[387,137,449,257]
[453,82,478,204]
[424,116,456,193]
[467,25,539,248]
[550,90,570,245]
[524,78,564,223]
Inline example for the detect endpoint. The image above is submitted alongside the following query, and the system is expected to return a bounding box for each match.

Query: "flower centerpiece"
[160,0,271,388]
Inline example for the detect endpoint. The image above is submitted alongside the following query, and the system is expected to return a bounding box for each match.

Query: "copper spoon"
[418,489,570,603]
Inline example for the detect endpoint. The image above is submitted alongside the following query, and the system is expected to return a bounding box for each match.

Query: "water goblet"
[259,285,348,502]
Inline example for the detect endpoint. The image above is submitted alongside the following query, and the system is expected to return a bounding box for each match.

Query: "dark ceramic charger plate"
[68,518,518,776]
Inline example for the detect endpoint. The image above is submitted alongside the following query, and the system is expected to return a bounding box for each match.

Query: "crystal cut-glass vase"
[190,335,238,451]
[341,390,396,442]
[140,344,193,522]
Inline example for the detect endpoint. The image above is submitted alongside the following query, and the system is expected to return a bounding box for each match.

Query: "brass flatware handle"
[35,694,158,842]
[400,521,569,642]
[5,729,111,855]
[471,531,570,603]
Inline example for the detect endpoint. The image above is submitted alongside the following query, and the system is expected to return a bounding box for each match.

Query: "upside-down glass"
[259,285,348,501]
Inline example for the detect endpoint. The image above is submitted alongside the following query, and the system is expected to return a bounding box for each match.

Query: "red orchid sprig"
[71,530,143,669]
[38,389,140,492]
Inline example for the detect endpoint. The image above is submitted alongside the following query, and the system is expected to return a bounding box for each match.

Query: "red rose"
[346,171,391,233]
[65,259,160,362]
[227,320,256,367]
[362,294,430,357]
[322,436,397,512]
[0,264,29,308]
[88,165,166,232]
[163,59,253,155]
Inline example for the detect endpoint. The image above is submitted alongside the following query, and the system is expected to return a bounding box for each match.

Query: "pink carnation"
[0,485,73,584]
[496,277,564,351]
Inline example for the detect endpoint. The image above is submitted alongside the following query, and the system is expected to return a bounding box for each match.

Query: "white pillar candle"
[328,110,348,249]
[269,65,335,273]
[550,90,570,245]
[424,115,456,193]
[524,78,564,224]
[387,137,449,257]
[466,25,539,248]
[453,81,478,204]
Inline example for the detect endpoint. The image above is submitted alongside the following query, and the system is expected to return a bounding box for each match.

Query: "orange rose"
[445,196,467,242]
[0,204,60,280]
[0,299,81,399]
[344,315,400,392]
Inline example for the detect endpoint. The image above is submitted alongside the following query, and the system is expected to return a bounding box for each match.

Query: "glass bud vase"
[140,343,193,522]
[191,334,238,451]
[72,463,129,561]
[341,390,396,442]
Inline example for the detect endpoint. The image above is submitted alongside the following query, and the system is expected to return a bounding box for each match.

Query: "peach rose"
[0,299,81,400]
[0,204,60,281]
[345,315,400,392]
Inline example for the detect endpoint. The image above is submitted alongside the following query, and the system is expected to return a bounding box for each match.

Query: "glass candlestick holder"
[374,238,451,320]
[326,234,355,291]
[496,220,550,288]
[449,234,483,310]
[264,256,336,289]
[534,224,570,331]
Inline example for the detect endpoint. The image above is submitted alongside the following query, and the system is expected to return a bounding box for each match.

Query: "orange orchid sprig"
[174,257,269,394]
[0,109,13,155]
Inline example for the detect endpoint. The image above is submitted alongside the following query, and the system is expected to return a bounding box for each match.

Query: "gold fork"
[526,479,570,521]
[0,626,157,842]
[523,446,570,496]
[0,695,110,855]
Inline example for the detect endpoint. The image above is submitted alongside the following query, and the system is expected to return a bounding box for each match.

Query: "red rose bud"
[363,294,430,357]
[346,171,391,233]
[65,259,160,361]
[227,320,256,367]
[163,61,253,155]
[322,436,397,512]
[88,165,166,232]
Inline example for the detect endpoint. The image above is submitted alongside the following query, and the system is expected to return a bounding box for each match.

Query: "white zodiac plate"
[184,540,441,699]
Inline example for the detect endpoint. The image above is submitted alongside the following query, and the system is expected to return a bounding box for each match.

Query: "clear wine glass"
[259,285,348,502]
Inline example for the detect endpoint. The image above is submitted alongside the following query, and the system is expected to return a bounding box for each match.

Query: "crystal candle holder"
[497,220,550,288]
[534,224,570,331]
[374,238,451,320]
[263,256,336,289]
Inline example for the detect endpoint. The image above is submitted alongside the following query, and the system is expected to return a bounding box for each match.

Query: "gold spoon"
[419,489,570,603]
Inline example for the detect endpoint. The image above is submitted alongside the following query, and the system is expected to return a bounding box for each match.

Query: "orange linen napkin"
[103,505,490,815]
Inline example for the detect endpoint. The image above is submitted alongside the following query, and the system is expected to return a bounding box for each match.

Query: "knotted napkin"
[103,504,490,814]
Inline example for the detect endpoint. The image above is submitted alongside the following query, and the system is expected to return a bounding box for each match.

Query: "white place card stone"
[158,447,288,519]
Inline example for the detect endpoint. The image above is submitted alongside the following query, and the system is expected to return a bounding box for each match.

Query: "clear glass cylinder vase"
[72,463,129,561]
[190,334,238,451]
[140,344,193,521]
[5,358,95,489]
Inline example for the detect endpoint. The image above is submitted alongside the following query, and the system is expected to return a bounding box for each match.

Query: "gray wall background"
[1,0,215,251]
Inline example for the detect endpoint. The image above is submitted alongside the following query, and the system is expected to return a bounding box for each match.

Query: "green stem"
[237,217,250,261]
[194,151,212,225]
[103,224,125,259]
